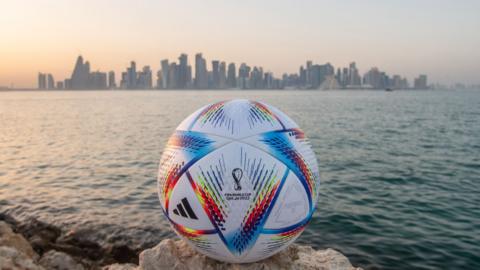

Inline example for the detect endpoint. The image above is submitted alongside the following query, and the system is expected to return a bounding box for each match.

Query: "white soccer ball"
[157,99,320,263]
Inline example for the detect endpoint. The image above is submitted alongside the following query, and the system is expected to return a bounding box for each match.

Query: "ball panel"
[256,100,299,130]
[167,174,216,230]
[263,172,310,229]
[242,128,320,206]
[243,227,305,262]
[183,100,286,139]
[186,141,289,257]
[157,130,231,207]
[175,231,239,262]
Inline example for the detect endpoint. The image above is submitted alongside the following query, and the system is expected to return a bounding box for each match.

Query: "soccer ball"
[157,99,320,263]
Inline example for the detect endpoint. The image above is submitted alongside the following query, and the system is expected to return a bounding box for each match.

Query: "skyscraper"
[127,61,137,89]
[219,62,227,89]
[238,63,251,89]
[137,66,152,89]
[309,65,322,88]
[108,71,116,89]
[47,74,55,89]
[156,70,162,89]
[227,63,236,88]
[38,73,46,89]
[84,61,90,74]
[212,60,220,89]
[335,68,342,85]
[168,63,178,89]
[186,66,192,88]
[70,56,90,89]
[364,67,389,89]
[320,63,334,82]
[177,54,190,89]
[299,66,306,87]
[391,75,408,89]
[250,66,264,89]
[348,62,361,86]
[264,72,273,89]
[414,75,428,89]
[306,61,313,87]
[195,53,208,89]
[89,72,107,89]
[63,55,111,89]
[341,67,349,88]
[160,59,169,89]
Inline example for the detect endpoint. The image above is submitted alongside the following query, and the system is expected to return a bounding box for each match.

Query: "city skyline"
[37,54,430,90]
[1,0,480,88]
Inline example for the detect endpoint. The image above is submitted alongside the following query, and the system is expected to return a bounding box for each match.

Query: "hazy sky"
[1,0,479,88]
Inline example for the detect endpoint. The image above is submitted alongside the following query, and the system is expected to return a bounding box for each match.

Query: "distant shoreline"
[0,88,452,92]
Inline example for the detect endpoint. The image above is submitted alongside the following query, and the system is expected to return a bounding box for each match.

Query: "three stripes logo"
[172,198,198,220]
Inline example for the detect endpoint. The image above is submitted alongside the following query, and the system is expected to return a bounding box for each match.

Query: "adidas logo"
[172,198,198,220]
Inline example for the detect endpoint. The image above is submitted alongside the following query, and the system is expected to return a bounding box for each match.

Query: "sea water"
[1,90,479,269]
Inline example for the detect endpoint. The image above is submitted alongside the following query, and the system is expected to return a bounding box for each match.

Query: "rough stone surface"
[102,263,138,270]
[0,221,38,259]
[0,246,45,270]
[0,214,65,259]
[39,250,85,270]
[139,239,362,270]
[0,215,363,270]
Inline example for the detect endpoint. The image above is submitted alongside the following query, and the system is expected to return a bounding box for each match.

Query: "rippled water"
[1,90,479,269]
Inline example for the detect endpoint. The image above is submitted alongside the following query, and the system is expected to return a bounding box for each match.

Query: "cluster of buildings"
[37,73,56,89]
[38,54,429,90]
[39,56,113,90]
[122,53,285,90]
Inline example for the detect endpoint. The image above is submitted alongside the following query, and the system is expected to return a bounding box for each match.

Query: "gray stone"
[139,239,362,270]
[39,250,84,270]
[0,246,45,270]
[0,221,38,259]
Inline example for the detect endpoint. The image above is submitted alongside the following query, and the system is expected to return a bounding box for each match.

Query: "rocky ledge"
[0,218,361,270]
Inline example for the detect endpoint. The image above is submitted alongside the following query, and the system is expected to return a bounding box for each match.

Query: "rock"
[0,221,38,259]
[16,218,61,255]
[105,244,139,264]
[0,215,362,270]
[54,229,104,261]
[0,213,20,228]
[292,245,362,270]
[102,263,138,270]
[139,239,362,270]
[0,246,45,270]
[39,250,85,270]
